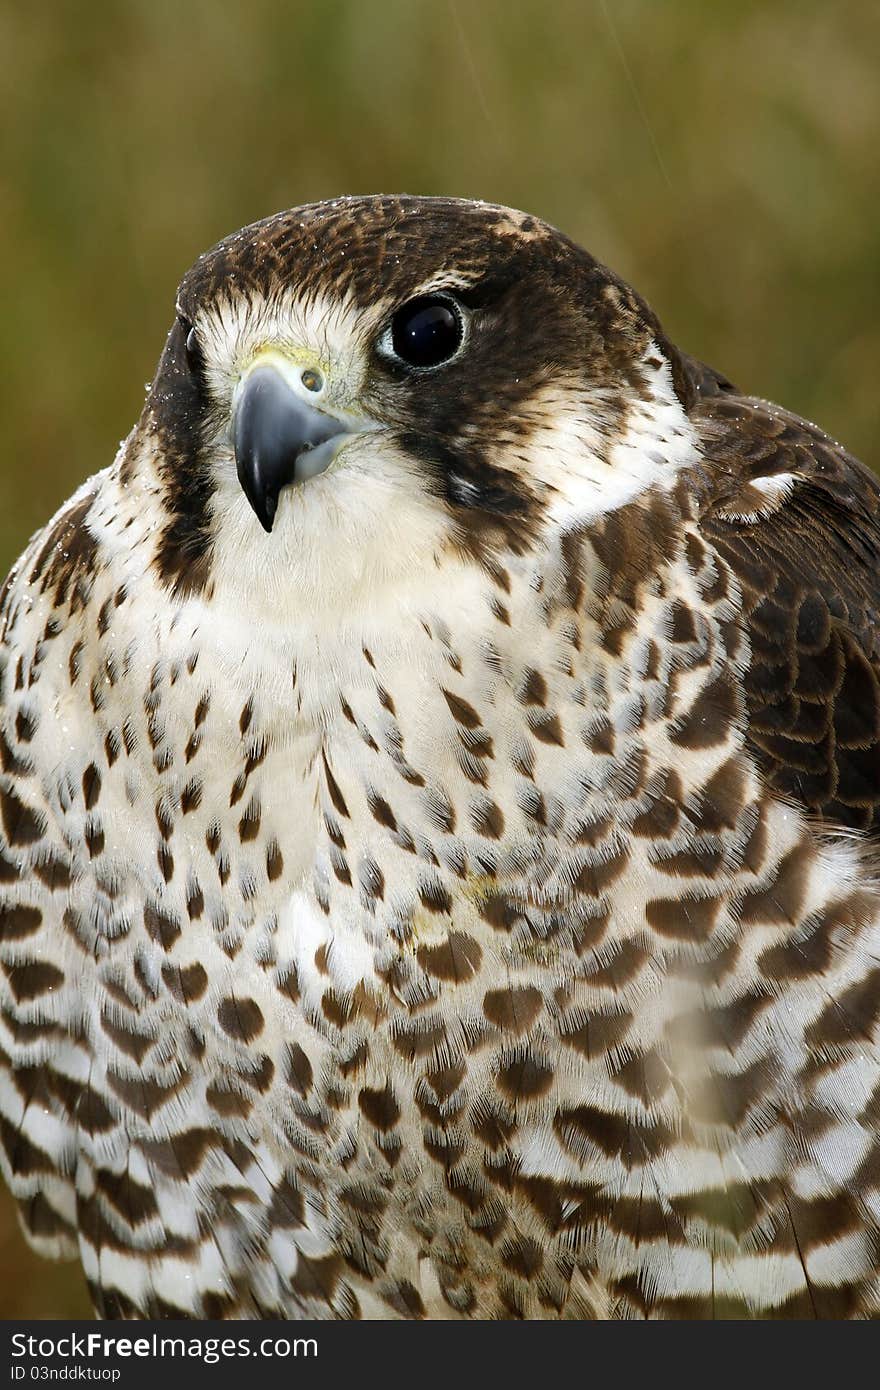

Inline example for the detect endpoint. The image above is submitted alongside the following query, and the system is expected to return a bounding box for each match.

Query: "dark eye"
[389,296,464,369]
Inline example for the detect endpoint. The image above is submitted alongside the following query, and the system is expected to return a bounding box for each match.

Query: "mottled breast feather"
[3,197,880,1321]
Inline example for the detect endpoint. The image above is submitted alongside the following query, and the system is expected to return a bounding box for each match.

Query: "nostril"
[301,368,322,393]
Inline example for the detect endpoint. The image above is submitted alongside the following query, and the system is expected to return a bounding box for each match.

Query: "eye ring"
[381,294,466,371]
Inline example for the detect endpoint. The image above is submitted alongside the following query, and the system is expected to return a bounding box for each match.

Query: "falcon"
[2,195,880,1320]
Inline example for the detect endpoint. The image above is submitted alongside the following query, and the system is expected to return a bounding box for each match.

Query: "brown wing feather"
[692,387,880,832]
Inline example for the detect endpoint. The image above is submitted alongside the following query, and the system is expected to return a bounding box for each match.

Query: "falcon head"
[136,196,694,614]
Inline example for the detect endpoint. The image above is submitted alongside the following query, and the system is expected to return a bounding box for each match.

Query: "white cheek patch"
[533,346,699,526]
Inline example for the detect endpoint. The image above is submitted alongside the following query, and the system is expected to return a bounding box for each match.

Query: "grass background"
[0,0,878,1317]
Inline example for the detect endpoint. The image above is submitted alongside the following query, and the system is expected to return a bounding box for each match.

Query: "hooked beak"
[232,364,351,531]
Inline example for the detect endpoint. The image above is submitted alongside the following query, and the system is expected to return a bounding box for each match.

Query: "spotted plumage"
[3,195,880,1318]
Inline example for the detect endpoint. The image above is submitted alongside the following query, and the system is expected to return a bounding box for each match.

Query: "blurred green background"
[0,0,878,1319]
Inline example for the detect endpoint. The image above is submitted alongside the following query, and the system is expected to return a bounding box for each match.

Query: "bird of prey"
[2,196,880,1321]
